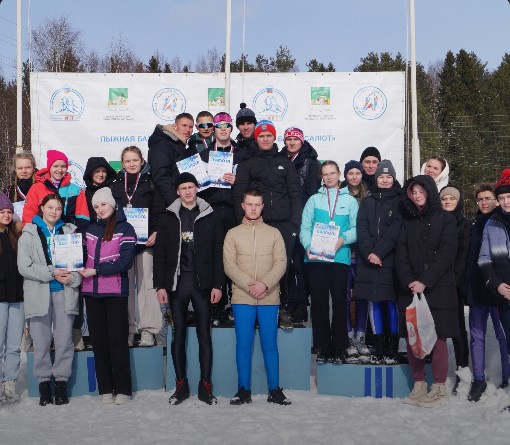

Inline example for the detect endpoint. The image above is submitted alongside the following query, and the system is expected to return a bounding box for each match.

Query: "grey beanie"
[374,159,396,180]
[235,103,257,127]
[91,187,116,210]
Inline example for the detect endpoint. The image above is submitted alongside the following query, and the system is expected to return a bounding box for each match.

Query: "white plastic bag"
[406,292,437,359]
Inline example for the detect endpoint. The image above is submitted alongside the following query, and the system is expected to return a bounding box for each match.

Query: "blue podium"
[166,326,312,397]
[27,346,164,397]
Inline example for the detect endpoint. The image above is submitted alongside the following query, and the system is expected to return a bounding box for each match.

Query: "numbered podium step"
[26,346,164,397]
[166,326,312,397]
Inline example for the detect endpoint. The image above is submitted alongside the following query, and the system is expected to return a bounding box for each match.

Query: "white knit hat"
[91,187,116,210]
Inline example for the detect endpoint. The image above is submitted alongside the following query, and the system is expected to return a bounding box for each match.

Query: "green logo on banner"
[311,87,330,105]
[108,88,129,109]
[208,88,225,108]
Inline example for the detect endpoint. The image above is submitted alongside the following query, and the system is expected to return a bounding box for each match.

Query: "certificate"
[176,154,210,191]
[208,151,233,188]
[124,207,149,244]
[309,222,340,262]
[12,201,25,222]
[53,233,84,271]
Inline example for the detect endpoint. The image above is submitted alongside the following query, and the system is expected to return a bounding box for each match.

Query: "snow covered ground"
[2,313,510,445]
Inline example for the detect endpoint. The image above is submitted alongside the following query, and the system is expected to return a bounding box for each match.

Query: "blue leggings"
[232,304,279,391]
[369,301,398,335]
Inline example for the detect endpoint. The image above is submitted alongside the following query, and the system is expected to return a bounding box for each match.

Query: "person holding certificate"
[17,194,82,406]
[300,161,358,364]
[110,146,160,348]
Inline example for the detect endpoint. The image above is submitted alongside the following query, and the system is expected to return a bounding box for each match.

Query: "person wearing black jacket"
[280,127,321,323]
[83,157,117,219]
[234,103,258,159]
[154,173,224,406]
[359,146,381,189]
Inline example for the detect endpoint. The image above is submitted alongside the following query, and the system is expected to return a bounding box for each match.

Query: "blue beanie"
[344,160,364,178]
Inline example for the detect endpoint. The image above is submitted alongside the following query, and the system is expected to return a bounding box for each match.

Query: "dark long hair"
[102,211,117,242]
[0,215,21,254]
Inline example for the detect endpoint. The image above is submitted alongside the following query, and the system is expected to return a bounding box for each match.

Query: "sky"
[1,0,510,79]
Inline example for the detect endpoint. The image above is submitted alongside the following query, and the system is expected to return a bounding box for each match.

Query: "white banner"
[30,72,405,187]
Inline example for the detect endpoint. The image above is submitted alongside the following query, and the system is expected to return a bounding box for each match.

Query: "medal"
[329,221,336,226]
[126,203,132,208]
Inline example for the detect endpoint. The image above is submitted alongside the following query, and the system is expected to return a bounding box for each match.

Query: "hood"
[35,168,72,187]
[280,140,318,163]
[402,175,441,217]
[83,157,117,189]
[420,159,450,190]
[31,214,65,234]
[167,196,212,217]
[148,124,187,149]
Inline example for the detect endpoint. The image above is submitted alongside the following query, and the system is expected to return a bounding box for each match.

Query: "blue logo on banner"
[152,88,187,122]
[252,86,288,121]
[353,86,387,120]
[49,86,85,121]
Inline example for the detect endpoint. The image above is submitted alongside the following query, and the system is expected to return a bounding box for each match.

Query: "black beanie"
[175,172,199,189]
[235,103,257,127]
[359,146,381,163]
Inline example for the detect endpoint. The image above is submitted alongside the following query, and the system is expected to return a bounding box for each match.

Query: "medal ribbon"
[124,172,141,205]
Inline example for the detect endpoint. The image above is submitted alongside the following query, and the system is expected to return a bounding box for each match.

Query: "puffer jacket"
[83,157,117,218]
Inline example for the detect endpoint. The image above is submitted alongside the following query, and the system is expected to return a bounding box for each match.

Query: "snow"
[2,312,510,445]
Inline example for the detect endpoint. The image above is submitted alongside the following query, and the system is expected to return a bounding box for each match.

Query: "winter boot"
[3,380,19,404]
[345,337,359,363]
[290,305,308,323]
[230,386,252,405]
[168,378,190,405]
[55,381,69,405]
[72,328,85,351]
[354,333,371,362]
[267,387,291,405]
[0,382,6,404]
[467,379,487,402]
[114,394,130,405]
[403,381,428,406]
[372,334,385,363]
[452,375,461,395]
[418,383,448,407]
[316,349,330,364]
[499,380,509,389]
[330,350,345,365]
[278,308,293,329]
[139,330,155,347]
[384,335,400,365]
[39,381,53,406]
[198,379,217,405]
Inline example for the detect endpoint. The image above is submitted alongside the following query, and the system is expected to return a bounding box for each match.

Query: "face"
[256,132,275,151]
[238,122,255,139]
[241,195,264,220]
[196,116,214,138]
[476,191,498,214]
[424,159,444,179]
[49,160,67,182]
[214,122,233,144]
[122,151,143,174]
[497,192,510,213]
[41,199,63,225]
[91,167,108,186]
[346,169,362,187]
[93,202,115,220]
[15,159,35,179]
[177,182,198,206]
[410,183,428,207]
[362,156,379,176]
[0,209,13,227]
[376,173,394,189]
[440,194,458,211]
[174,117,194,139]
[285,137,303,155]
[321,164,341,188]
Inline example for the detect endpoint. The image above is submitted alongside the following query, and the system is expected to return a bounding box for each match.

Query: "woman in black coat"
[396,175,458,407]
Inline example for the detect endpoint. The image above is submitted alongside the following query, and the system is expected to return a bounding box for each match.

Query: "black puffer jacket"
[353,185,403,302]
[0,229,23,303]
[83,157,117,219]
[235,133,257,160]
[233,145,302,228]
[280,141,322,208]
[395,175,459,338]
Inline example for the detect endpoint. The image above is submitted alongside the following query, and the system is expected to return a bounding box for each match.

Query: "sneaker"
[403,381,428,406]
[267,387,291,405]
[3,380,19,404]
[114,394,130,405]
[128,333,135,347]
[54,381,69,405]
[354,334,371,362]
[468,379,487,402]
[169,378,190,405]
[452,375,461,395]
[198,379,217,405]
[230,386,252,405]
[418,383,448,408]
[345,338,359,363]
[72,328,85,351]
[316,350,330,364]
[139,330,154,347]
[278,308,293,329]
[101,393,115,405]
[39,381,53,406]
[330,351,345,365]
[290,305,308,323]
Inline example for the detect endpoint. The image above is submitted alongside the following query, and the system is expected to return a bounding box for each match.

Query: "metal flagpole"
[410,0,420,176]
[224,0,232,113]
[16,0,23,153]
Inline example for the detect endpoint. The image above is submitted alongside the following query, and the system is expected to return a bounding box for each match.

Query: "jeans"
[0,302,24,382]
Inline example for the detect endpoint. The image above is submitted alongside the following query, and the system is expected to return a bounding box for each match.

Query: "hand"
[157,288,168,305]
[55,272,72,285]
[222,173,236,185]
[306,249,319,261]
[210,288,222,304]
[368,253,382,266]
[249,281,267,299]
[78,268,97,278]
[497,283,510,299]
[408,281,426,294]
[53,268,70,278]
[335,236,345,252]
[146,231,157,247]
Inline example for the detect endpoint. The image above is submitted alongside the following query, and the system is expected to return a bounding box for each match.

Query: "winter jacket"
[22,169,89,228]
[478,208,510,302]
[3,173,37,203]
[449,195,471,296]
[223,217,287,306]
[233,145,302,228]
[81,207,137,298]
[300,186,358,266]
[465,210,499,306]
[420,160,450,192]
[17,221,82,318]
[153,197,224,292]
[395,175,458,338]
[147,125,187,221]
[0,227,23,303]
[235,133,257,159]
[83,157,117,219]
[353,185,403,302]
[280,141,322,208]
[188,132,215,154]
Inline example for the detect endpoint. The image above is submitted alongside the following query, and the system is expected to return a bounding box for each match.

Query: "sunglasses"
[215,123,233,129]
[197,122,214,129]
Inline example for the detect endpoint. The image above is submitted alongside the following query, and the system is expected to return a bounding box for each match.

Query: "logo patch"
[152,88,187,122]
[49,86,85,121]
[252,87,288,121]
[353,86,387,120]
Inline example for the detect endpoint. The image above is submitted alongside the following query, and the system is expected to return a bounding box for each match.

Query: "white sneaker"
[403,381,428,406]
[3,380,19,404]
[128,333,135,347]
[72,328,85,351]
[101,393,115,405]
[0,382,6,404]
[114,394,130,405]
[418,383,448,408]
[139,330,154,347]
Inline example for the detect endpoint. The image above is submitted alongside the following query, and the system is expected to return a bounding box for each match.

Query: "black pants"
[307,262,349,353]
[170,272,213,381]
[85,296,132,396]
[287,240,309,307]
[452,297,469,368]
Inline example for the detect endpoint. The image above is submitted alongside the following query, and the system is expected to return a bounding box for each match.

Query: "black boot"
[168,378,190,405]
[452,375,461,395]
[198,379,217,405]
[267,387,291,405]
[39,381,53,406]
[384,335,400,365]
[54,381,69,405]
[467,379,487,402]
[230,386,252,405]
[372,334,385,363]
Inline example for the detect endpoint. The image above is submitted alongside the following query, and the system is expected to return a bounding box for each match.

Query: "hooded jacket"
[83,157,117,219]
[420,159,450,192]
[395,175,458,338]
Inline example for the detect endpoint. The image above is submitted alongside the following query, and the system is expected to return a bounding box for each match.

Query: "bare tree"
[207,47,221,72]
[105,34,142,73]
[170,56,182,73]
[195,55,208,73]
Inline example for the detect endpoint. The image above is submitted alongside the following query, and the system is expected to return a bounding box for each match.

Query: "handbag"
[405,292,437,359]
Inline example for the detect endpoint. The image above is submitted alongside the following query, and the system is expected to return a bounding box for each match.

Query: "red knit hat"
[254,120,276,139]
[495,168,510,197]
[284,127,304,145]
[46,150,69,170]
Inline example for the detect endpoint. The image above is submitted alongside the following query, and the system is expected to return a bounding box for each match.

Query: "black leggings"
[170,272,212,381]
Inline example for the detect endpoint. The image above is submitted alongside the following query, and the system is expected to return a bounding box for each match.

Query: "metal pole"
[224,0,232,113]
[16,0,23,153]
[410,0,420,176]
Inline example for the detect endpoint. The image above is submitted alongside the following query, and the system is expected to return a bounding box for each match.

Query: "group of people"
[0,102,509,411]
